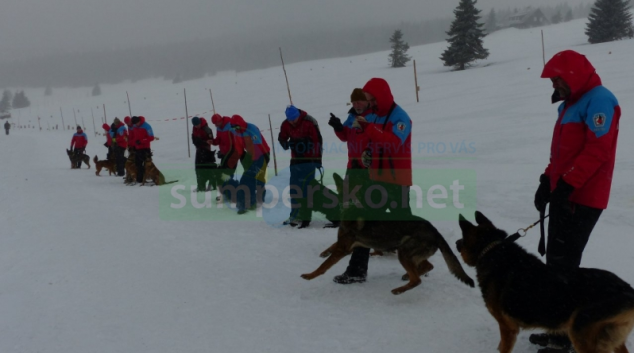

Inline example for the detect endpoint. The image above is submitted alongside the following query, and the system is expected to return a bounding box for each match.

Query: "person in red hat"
[70,125,89,168]
[131,116,154,184]
[112,117,127,176]
[529,50,622,352]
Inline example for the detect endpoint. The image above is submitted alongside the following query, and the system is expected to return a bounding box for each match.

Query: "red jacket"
[541,50,621,209]
[127,124,136,150]
[133,116,154,150]
[362,78,412,186]
[231,115,270,161]
[115,122,128,149]
[71,129,88,149]
[212,116,233,156]
[192,118,214,151]
[335,107,371,169]
[278,110,322,165]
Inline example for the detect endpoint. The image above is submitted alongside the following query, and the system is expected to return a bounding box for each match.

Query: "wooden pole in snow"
[541,30,545,66]
[126,91,132,116]
[279,47,293,105]
[184,88,191,158]
[103,104,107,124]
[209,89,216,115]
[413,60,420,103]
[72,108,78,127]
[91,108,97,136]
[60,107,66,130]
[268,114,278,176]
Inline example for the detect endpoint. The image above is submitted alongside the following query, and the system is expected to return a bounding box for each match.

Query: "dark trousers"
[135,148,150,183]
[195,148,218,191]
[114,146,126,176]
[289,162,319,221]
[237,154,268,211]
[5,129,8,135]
[345,181,412,276]
[74,148,85,168]
[546,202,602,270]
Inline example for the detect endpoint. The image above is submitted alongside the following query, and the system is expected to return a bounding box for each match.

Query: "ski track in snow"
[1,18,633,353]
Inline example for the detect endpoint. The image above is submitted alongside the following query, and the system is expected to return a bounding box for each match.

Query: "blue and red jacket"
[335,107,372,169]
[362,78,412,186]
[71,129,88,149]
[192,118,214,151]
[134,116,154,150]
[230,115,270,161]
[278,110,322,165]
[115,122,128,149]
[541,50,621,209]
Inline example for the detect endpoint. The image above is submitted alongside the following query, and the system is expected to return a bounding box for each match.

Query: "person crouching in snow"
[191,116,217,192]
[229,115,270,214]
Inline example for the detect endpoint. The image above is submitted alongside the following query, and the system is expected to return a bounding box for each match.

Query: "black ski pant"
[135,148,150,183]
[195,148,218,191]
[5,129,8,135]
[546,201,602,270]
[344,181,412,276]
[114,145,126,176]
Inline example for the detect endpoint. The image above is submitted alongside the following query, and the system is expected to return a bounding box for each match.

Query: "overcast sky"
[1,0,590,63]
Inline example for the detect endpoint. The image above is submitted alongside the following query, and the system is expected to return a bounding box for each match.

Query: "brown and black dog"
[141,157,177,186]
[300,173,474,295]
[66,149,91,169]
[93,155,116,176]
[124,150,137,184]
[456,211,634,353]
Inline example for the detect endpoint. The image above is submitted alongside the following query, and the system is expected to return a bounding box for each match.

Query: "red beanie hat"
[124,116,131,125]
[211,114,222,125]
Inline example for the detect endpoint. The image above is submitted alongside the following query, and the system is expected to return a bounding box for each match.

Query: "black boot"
[530,333,573,352]
[297,220,311,229]
[333,271,367,284]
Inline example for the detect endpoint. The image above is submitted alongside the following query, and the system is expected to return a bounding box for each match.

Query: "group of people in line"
[65,49,622,352]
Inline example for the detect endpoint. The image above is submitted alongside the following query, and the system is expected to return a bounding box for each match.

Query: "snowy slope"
[1,18,633,353]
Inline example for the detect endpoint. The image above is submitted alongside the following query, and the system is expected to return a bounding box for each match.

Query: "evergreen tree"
[585,0,634,44]
[0,90,12,112]
[486,8,498,33]
[552,11,563,24]
[12,91,30,109]
[565,9,574,21]
[441,0,489,71]
[92,83,101,96]
[388,30,411,68]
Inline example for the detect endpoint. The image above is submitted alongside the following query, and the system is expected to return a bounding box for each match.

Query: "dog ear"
[333,173,344,195]
[474,211,493,226]
[458,214,474,233]
[356,217,365,231]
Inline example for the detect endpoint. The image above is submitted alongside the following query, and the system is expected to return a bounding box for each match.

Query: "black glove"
[217,152,225,160]
[103,142,108,148]
[551,178,575,213]
[328,113,344,132]
[279,139,289,151]
[534,174,551,212]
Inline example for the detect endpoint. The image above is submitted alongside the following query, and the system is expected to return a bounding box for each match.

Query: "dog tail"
[435,229,475,287]
[93,155,98,164]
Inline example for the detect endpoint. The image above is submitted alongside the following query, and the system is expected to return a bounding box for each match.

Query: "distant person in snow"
[102,123,113,160]
[530,50,622,352]
[191,116,217,192]
[112,118,127,177]
[4,121,10,135]
[70,125,88,168]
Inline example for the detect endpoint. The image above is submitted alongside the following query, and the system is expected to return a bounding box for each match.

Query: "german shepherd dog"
[93,155,116,176]
[124,150,137,184]
[66,149,91,169]
[456,211,634,353]
[300,173,474,295]
[141,156,178,186]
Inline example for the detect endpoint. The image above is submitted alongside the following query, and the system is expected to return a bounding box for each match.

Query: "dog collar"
[478,241,503,261]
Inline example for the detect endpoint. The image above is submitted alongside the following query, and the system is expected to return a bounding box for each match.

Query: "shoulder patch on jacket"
[593,113,606,128]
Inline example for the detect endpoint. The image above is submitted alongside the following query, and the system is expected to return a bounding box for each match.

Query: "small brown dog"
[141,157,177,186]
[301,173,474,295]
[93,155,116,176]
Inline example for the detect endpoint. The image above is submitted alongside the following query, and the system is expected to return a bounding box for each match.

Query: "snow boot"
[297,220,311,229]
[333,271,367,284]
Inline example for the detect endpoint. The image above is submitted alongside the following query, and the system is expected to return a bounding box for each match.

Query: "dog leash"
[506,214,550,244]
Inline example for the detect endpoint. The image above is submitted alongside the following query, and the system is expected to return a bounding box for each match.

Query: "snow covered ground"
[1,18,633,352]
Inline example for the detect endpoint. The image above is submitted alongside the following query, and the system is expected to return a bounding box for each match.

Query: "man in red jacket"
[70,125,88,168]
[131,116,154,184]
[278,105,323,228]
[530,51,622,352]
[113,118,128,176]
[334,78,413,285]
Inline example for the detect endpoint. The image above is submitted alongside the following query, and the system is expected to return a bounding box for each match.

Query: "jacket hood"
[194,117,208,128]
[230,115,248,130]
[363,78,394,116]
[139,116,146,124]
[541,50,602,102]
[211,114,223,125]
